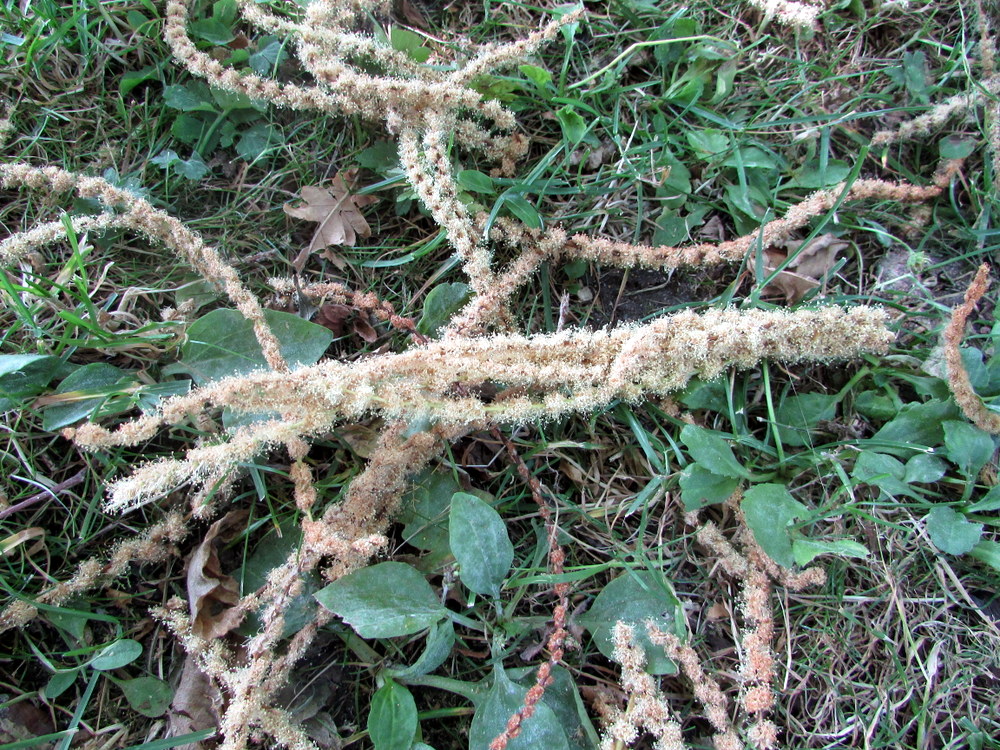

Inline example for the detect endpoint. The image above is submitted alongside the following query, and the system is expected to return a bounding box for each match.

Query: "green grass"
[2,0,1000,748]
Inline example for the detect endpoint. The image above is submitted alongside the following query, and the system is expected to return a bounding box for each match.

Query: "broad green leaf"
[851,451,921,500]
[457,170,494,194]
[236,122,280,161]
[249,36,288,76]
[119,676,173,717]
[786,159,851,189]
[239,521,317,638]
[853,390,896,421]
[870,399,959,456]
[163,84,214,112]
[902,50,930,102]
[45,670,79,700]
[652,210,687,246]
[449,492,514,597]
[177,309,334,384]
[509,665,599,750]
[903,453,948,484]
[120,65,161,95]
[678,463,739,510]
[368,679,418,750]
[389,26,430,62]
[45,606,91,643]
[41,363,135,431]
[0,354,64,410]
[677,378,728,412]
[579,570,683,675]
[679,424,747,479]
[314,561,447,638]
[398,470,460,558]
[388,619,455,679]
[792,539,868,566]
[721,145,779,170]
[686,128,729,156]
[556,105,587,146]
[967,485,1000,513]
[417,282,470,337]
[741,484,807,568]
[773,393,837,447]
[942,421,995,477]
[173,151,210,181]
[357,141,399,173]
[519,64,552,89]
[188,18,236,45]
[939,136,977,160]
[969,539,1000,572]
[469,666,570,750]
[89,639,142,670]
[926,506,983,555]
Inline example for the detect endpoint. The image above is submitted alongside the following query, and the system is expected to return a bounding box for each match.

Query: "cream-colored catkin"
[745,0,825,28]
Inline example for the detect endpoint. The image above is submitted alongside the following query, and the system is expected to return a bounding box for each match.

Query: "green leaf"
[173,151,210,181]
[469,666,570,750]
[449,492,514,597]
[853,390,896,421]
[942,420,995,477]
[503,194,542,229]
[967,485,1000,513]
[679,424,748,479]
[120,65,161,95]
[236,122,280,161]
[926,506,983,555]
[189,18,236,45]
[519,64,552,89]
[902,50,929,102]
[388,619,455,679]
[556,105,587,146]
[389,26,430,62]
[939,135,976,160]
[968,539,1000,572]
[177,308,333,384]
[457,169,495,194]
[89,639,142,670]
[851,451,921,500]
[741,484,807,568]
[397,470,460,557]
[357,140,399,173]
[119,676,173,717]
[773,393,838,448]
[368,679,418,750]
[0,354,64,410]
[314,561,447,638]
[870,399,960,456]
[792,539,868,566]
[41,363,136,431]
[508,665,599,750]
[903,453,948,484]
[579,570,683,675]
[417,282,470,337]
[45,670,79,700]
[786,159,852,189]
[162,84,214,112]
[678,464,739,510]
[686,128,729,157]
[249,36,288,76]
[239,521,318,638]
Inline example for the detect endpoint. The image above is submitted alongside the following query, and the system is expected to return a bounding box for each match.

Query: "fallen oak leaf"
[284,169,377,271]
[758,233,850,304]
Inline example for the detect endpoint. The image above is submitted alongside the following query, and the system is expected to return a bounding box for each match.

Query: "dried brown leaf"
[315,303,353,336]
[187,510,247,640]
[284,170,377,271]
[351,314,378,343]
[167,654,224,749]
[759,233,849,304]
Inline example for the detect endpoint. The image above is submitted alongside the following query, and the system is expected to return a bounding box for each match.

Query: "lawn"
[1,0,999,749]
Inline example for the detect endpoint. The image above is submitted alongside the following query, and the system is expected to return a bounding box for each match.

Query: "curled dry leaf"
[759,233,849,304]
[284,169,377,271]
[167,510,248,747]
